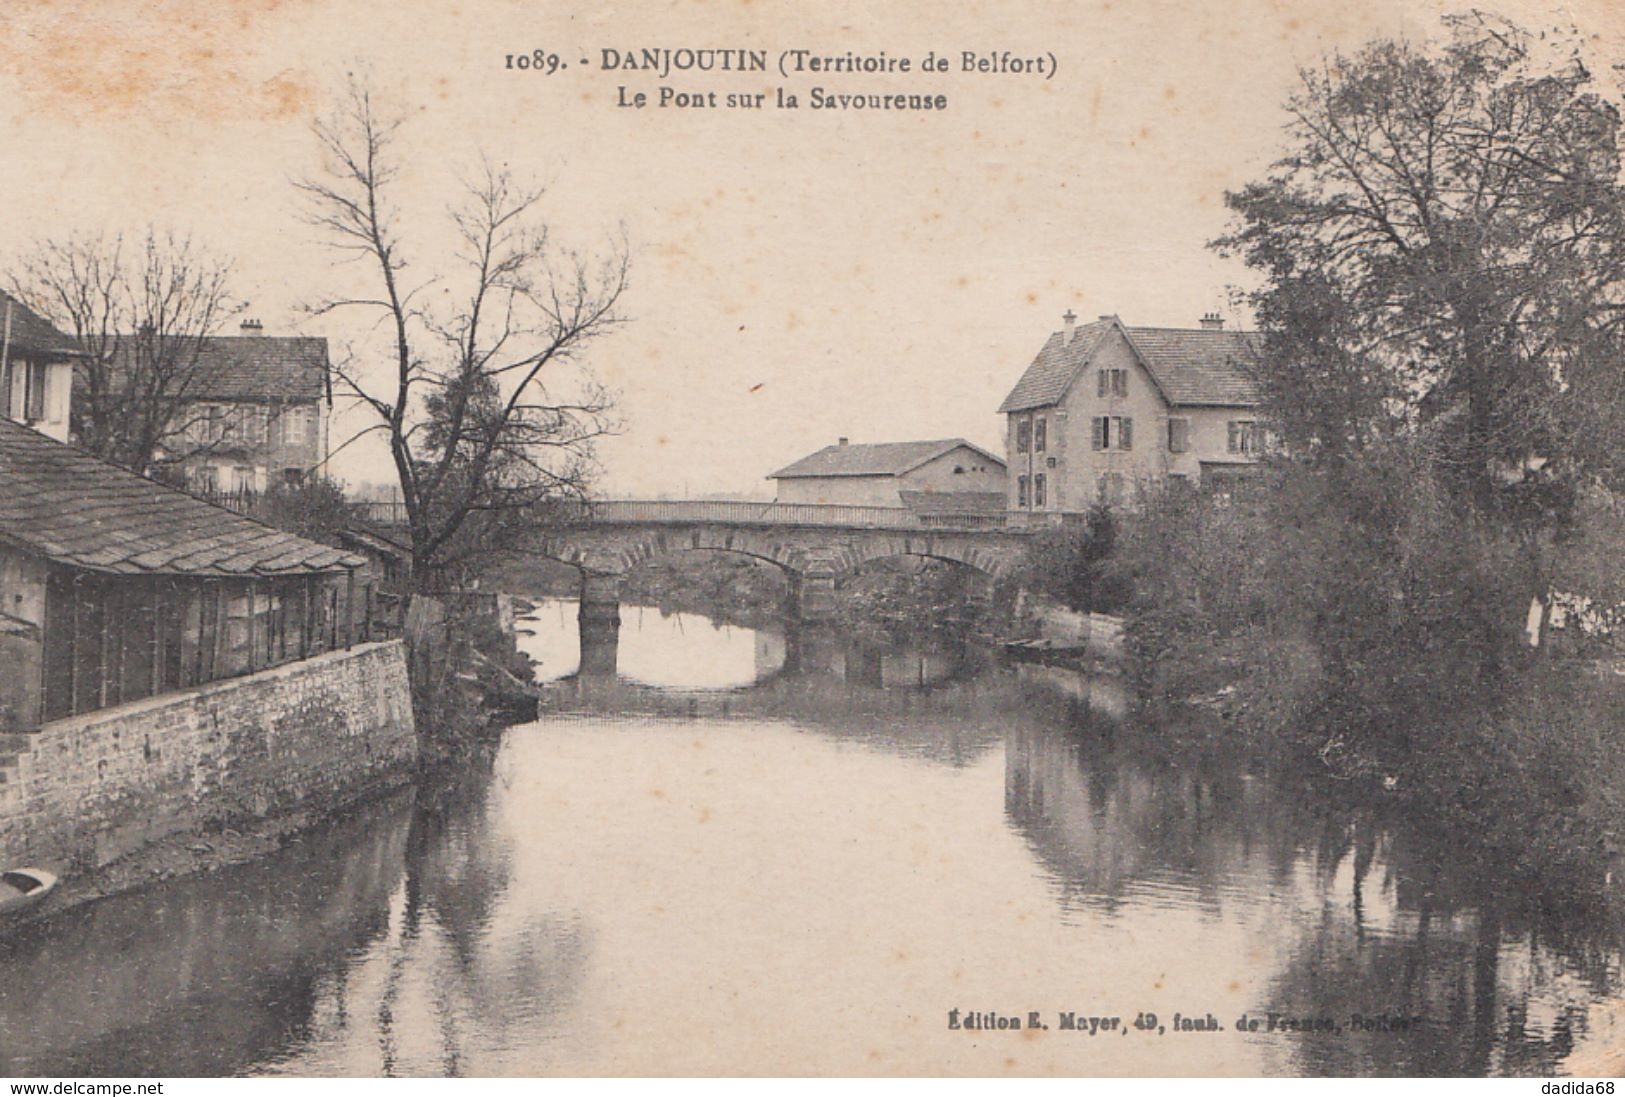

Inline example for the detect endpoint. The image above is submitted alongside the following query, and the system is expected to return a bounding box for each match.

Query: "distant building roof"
[998,316,1262,412]
[0,291,83,359]
[106,334,330,404]
[898,490,1007,515]
[769,439,1006,479]
[0,418,364,577]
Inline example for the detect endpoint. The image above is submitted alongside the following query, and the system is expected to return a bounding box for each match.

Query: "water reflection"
[0,794,414,1076]
[1,615,1622,1075]
[1003,708,1625,1076]
[518,598,785,690]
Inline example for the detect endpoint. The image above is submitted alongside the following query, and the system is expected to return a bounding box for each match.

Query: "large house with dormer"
[998,311,1264,512]
[0,290,81,444]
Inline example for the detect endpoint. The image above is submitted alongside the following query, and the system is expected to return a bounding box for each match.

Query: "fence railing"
[565,499,1016,531]
[346,498,1063,532]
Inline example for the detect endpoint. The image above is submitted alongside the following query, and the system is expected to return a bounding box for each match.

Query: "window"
[1098,472,1125,504]
[279,406,318,447]
[1228,420,1262,456]
[1096,368,1128,398]
[1017,475,1029,507]
[1168,417,1190,454]
[24,361,47,422]
[1092,416,1134,450]
[1016,419,1031,454]
[1033,417,1047,453]
[1034,473,1046,507]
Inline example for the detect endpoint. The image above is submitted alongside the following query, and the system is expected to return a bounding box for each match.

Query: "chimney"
[1061,309,1077,346]
[240,318,264,336]
[1200,312,1224,330]
[837,436,849,447]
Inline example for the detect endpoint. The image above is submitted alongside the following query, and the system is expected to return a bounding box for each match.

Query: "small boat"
[0,867,57,917]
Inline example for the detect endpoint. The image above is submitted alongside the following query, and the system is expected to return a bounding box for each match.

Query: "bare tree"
[297,79,628,592]
[7,231,244,478]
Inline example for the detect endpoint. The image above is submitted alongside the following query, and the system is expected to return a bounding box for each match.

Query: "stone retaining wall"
[0,639,416,869]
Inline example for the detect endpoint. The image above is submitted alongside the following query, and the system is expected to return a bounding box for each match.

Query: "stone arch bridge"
[527,500,1033,672]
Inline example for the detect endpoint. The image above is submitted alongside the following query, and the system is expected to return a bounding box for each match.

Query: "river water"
[2,600,1623,1076]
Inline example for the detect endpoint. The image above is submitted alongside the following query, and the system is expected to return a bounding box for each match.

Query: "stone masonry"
[0,639,416,870]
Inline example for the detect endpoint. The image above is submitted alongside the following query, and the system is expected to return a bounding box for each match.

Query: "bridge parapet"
[564,499,1016,532]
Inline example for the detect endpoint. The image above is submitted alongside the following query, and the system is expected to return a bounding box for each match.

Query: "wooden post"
[151,578,164,697]
[68,574,81,716]
[95,579,110,710]
[247,580,258,671]
[344,570,358,649]
[210,582,227,680]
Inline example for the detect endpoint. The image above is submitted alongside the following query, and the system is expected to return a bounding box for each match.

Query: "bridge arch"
[533,525,815,577]
[830,534,1018,580]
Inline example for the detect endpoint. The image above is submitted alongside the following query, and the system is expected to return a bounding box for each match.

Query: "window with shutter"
[1168,417,1190,453]
[1097,371,1107,398]
[1120,417,1133,450]
[1017,475,1029,507]
[1016,419,1030,454]
[1112,370,1128,397]
[25,361,47,422]
[1034,474,1046,507]
[1092,417,1105,450]
[1034,417,1046,453]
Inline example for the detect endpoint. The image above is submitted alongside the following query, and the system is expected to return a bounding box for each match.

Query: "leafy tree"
[6,230,245,477]
[298,79,628,593]
[1020,502,1131,614]
[251,475,354,546]
[1216,14,1625,515]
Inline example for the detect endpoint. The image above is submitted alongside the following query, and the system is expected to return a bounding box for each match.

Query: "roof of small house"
[769,439,1006,479]
[998,316,1262,413]
[105,334,330,403]
[0,291,84,358]
[0,418,364,577]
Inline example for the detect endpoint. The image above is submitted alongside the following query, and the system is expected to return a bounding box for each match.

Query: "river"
[1,599,1622,1076]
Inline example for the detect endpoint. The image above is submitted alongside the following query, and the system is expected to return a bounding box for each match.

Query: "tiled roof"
[898,490,1007,515]
[0,291,83,358]
[1124,327,1263,406]
[998,318,1262,412]
[107,335,329,403]
[0,419,364,577]
[996,320,1115,413]
[769,439,1006,479]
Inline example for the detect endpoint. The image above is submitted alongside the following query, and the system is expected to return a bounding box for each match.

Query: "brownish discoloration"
[0,1,320,122]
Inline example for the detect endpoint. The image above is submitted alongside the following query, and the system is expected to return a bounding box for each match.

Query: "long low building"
[0,417,370,730]
[768,437,1007,508]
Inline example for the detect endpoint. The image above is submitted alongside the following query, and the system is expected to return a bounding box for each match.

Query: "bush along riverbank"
[405,590,542,767]
[1102,460,1625,916]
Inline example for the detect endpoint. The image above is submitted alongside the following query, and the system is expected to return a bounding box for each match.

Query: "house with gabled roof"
[0,416,369,731]
[102,318,332,495]
[998,310,1264,512]
[768,437,1007,508]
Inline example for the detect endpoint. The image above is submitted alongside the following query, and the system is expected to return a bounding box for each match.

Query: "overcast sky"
[2,0,1622,497]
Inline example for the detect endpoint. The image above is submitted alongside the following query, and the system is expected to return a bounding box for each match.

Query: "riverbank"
[0,640,419,936]
[0,781,416,939]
